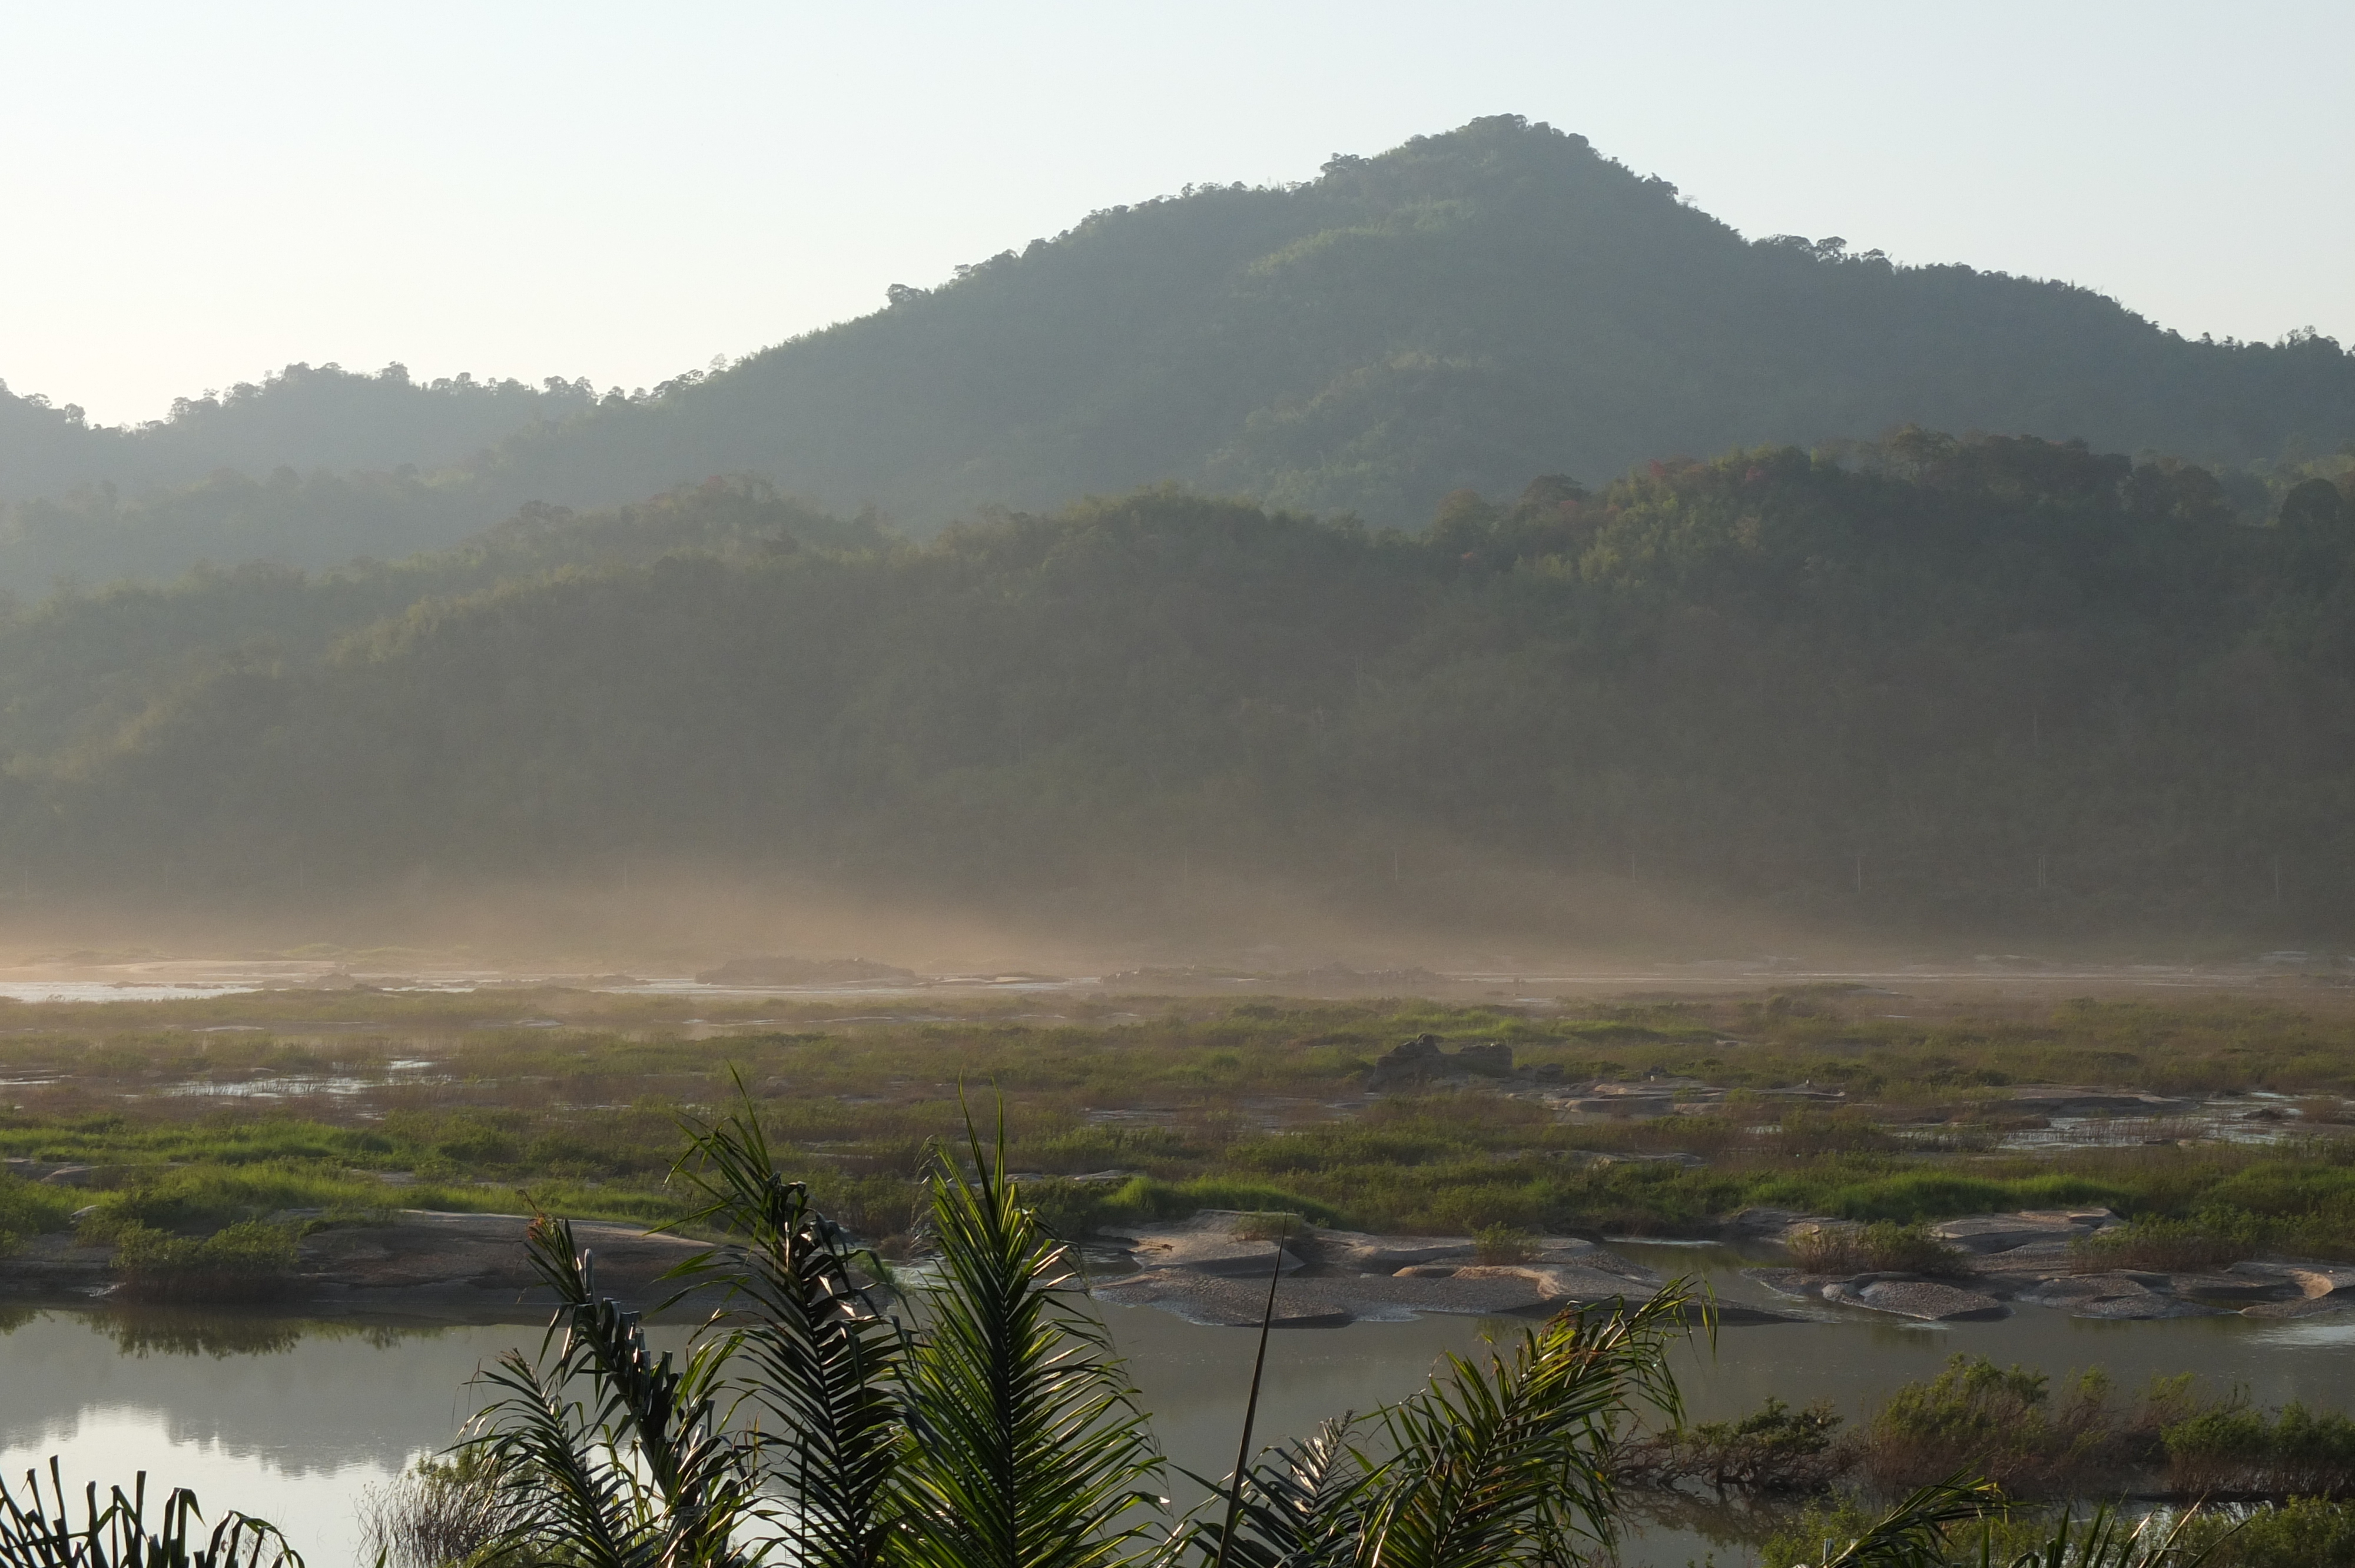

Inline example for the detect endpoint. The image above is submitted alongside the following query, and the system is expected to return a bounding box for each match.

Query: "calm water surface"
[8,1248,2355,1568]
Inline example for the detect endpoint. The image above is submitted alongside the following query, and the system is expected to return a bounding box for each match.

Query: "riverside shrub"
[1789,1221,1966,1275]
[111,1220,300,1301]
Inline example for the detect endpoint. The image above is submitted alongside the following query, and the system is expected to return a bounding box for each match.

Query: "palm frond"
[890,1107,1166,1568]
[670,1088,909,1568]
[1800,1478,2001,1567]
[1991,1503,2222,1568]
[467,1215,753,1568]
[1185,1418,1379,1568]
[0,1461,301,1568]
[1358,1284,1694,1568]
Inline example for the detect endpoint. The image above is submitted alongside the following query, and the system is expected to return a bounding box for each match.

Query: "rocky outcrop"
[1749,1209,2355,1324]
[1122,1215,1309,1277]
[1822,1277,2009,1321]
[0,1209,711,1316]
[1088,1211,1746,1327]
[1362,1035,1514,1089]
[1930,1209,2120,1253]
[297,1210,705,1309]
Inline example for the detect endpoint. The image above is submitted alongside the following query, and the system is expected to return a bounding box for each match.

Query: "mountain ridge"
[0,115,2347,593]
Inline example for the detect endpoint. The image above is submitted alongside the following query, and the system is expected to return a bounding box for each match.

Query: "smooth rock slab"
[301,1210,706,1308]
[2241,1294,2355,1320]
[1966,1241,2079,1274]
[2015,1273,2152,1305]
[1825,1278,2009,1321]
[2168,1273,2297,1304]
[1455,1263,1662,1301]
[1308,1231,1479,1272]
[2070,1295,2226,1321]
[1932,1210,2118,1254]
[1118,1213,1309,1277]
[1304,1230,1620,1274]
[1093,1256,1683,1326]
[2286,1267,2355,1299]
[1090,1269,1359,1327]
[1746,1267,1857,1301]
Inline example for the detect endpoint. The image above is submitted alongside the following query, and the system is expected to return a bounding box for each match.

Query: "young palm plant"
[1191,1289,1696,1568]
[1785,1487,2223,1568]
[0,1462,300,1568]
[463,1100,1163,1568]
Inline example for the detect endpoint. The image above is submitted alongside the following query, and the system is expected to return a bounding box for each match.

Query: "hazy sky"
[3,1,2349,426]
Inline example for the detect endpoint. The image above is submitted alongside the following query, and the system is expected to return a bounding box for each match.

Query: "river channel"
[6,1244,2355,1567]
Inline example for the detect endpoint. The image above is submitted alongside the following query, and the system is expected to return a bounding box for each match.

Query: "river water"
[7,1247,2355,1567]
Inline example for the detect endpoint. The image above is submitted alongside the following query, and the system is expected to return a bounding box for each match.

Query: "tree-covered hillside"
[2,116,2349,593]
[0,364,601,588]
[10,436,2355,941]
[530,115,2352,530]
[0,362,592,501]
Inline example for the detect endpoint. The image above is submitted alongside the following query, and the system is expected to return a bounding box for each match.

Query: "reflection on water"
[8,1250,2355,1568]
[0,1308,543,1568]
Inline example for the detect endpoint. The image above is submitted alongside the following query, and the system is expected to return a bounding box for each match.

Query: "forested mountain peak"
[510,112,2351,529]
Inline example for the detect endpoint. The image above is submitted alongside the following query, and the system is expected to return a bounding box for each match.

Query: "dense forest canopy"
[8,435,2355,943]
[1,115,2349,593]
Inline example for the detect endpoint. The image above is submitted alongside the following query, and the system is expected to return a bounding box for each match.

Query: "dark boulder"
[1364,1034,1512,1089]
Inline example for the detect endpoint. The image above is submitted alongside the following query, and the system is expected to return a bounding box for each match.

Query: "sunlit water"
[8,1249,2355,1567]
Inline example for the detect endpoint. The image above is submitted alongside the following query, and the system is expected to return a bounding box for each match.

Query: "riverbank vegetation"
[15,1104,2270,1568]
[23,1097,2355,1567]
[1633,1352,2355,1506]
[6,988,2355,1267]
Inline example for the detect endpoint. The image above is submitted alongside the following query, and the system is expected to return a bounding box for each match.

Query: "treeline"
[0,361,593,500]
[6,431,2355,939]
[0,363,605,589]
[2,115,2352,593]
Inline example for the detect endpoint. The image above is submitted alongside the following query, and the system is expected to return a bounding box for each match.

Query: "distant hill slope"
[435,114,2355,527]
[12,435,2355,941]
[1,115,2349,593]
[0,478,875,769]
[0,362,594,499]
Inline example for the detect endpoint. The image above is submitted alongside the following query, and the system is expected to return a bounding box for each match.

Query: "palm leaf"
[0,1461,301,1568]
[890,1106,1166,1568]
[669,1088,910,1568]
[1991,1503,2223,1568]
[1185,1417,1379,1568]
[467,1216,752,1568]
[1356,1285,1694,1568]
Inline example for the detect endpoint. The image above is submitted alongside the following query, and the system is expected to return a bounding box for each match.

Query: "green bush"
[112,1220,301,1301]
[1793,1171,2131,1224]
[1474,1223,1535,1264]
[1787,1221,1966,1275]
[1097,1175,1345,1228]
[2165,1401,2355,1497]
[2178,1498,2355,1567]
[1618,1396,1847,1493]
[0,1172,80,1238]
[1863,1355,2174,1497]
[2073,1215,2261,1274]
